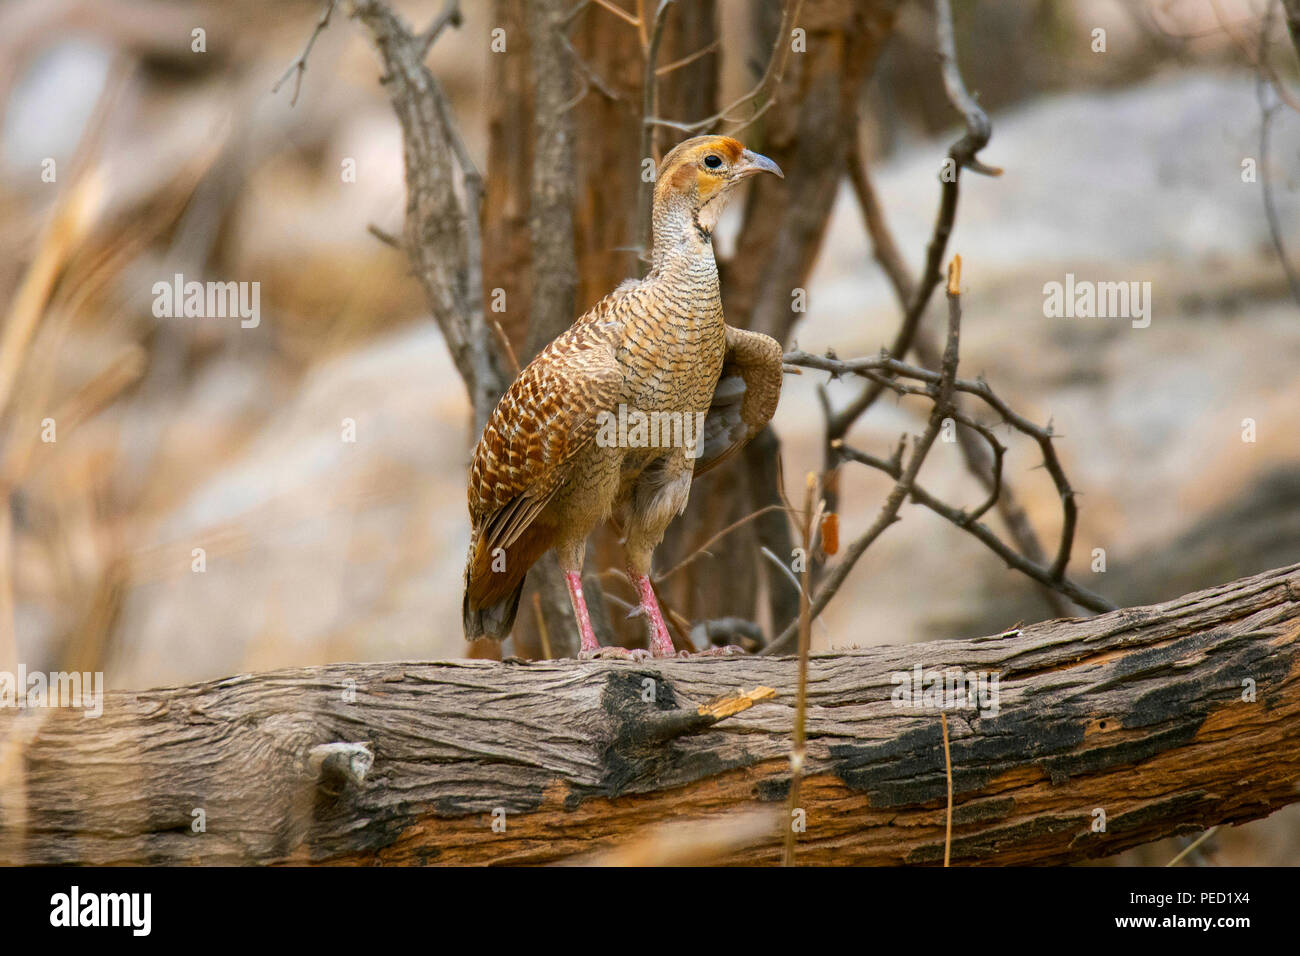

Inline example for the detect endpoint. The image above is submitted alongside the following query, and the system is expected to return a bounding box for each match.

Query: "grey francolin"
[463,135,785,658]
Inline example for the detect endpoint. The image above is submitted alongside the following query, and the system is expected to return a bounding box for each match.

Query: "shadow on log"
[1,564,1298,865]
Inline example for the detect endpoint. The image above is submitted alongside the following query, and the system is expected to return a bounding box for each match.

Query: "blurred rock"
[109,322,472,688]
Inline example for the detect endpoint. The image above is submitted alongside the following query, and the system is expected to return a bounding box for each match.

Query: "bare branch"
[847,136,915,307]
[765,257,965,656]
[416,0,463,60]
[829,0,998,438]
[366,222,401,248]
[777,331,1119,628]
[654,504,791,584]
[642,0,805,135]
[655,39,719,76]
[635,0,676,257]
[271,0,336,107]
[344,0,507,427]
[832,440,1114,615]
[590,0,641,29]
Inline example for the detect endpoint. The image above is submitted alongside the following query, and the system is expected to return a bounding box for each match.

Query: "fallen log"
[1,564,1298,865]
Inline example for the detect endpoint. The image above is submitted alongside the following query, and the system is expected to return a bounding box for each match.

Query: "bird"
[463,134,785,659]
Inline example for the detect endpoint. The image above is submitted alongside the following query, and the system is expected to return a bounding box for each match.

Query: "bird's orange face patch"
[658,135,746,202]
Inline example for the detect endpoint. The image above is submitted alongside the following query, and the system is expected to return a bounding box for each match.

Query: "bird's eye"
[704,154,723,169]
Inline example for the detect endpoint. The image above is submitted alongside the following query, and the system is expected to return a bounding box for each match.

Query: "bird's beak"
[735,148,784,180]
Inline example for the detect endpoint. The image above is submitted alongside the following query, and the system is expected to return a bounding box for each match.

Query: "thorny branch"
[764,257,966,656]
[829,0,999,440]
[844,136,1070,618]
[769,302,1117,655]
[768,0,1088,648]
[271,0,337,107]
[773,0,1101,648]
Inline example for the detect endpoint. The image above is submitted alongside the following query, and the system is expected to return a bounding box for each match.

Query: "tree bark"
[2,564,1297,866]
[658,0,905,642]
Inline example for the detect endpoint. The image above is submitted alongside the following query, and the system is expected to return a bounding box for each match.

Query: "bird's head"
[652,135,783,241]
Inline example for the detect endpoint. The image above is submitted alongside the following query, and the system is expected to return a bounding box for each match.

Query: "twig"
[532,592,553,660]
[416,0,463,59]
[1166,826,1218,867]
[366,222,401,248]
[829,0,998,438]
[842,139,1068,617]
[492,320,521,376]
[783,473,822,866]
[590,0,640,29]
[832,441,1113,613]
[847,136,915,307]
[643,0,804,135]
[272,1,336,107]
[655,40,718,76]
[940,711,952,867]
[783,342,1116,616]
[635,0,676,260]
[760,546,801,593]
[654,504,790,583]
[558,27,622,112]
[765,256,965,656]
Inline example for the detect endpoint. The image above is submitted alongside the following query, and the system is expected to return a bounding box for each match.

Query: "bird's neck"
[648,198,719,290]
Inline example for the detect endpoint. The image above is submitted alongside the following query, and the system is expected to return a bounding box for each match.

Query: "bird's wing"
[693,325,784,479]
[468,321,624,553]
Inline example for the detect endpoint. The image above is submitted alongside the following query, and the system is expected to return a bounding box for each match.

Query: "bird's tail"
[462,529,533,641]
[463,578,525,641]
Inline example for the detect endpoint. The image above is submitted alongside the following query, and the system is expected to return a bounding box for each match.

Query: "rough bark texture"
[659,0,904,641]
[479,0,588,661]
[2,565,1297,866]
[481,0,534,357]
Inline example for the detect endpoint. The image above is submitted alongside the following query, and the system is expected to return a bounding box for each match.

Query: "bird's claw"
[578,646,652,661]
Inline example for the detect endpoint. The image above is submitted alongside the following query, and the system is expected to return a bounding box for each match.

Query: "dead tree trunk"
[2,564,1297,866]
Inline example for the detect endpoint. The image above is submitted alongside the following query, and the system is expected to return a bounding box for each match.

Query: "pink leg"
[629,570,677,658]
[565,571,600,654]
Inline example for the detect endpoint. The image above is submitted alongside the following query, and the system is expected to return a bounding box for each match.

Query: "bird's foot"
[578,646,652,661]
